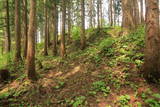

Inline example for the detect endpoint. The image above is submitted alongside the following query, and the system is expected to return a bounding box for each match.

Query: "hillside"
[0,27,160,107]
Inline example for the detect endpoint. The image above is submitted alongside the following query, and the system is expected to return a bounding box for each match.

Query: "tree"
[67,0,72,43]
[60,0,66,57]
[97,0,100,28]
[15,0,22,62]
[100,0,103,27]
[5,0,11,53]
[121,0,134,30]
[89,0,94,28]
[27,0,37,80]
[109,0,113,26]
[133,0,139,26]
[44,0,48,56]
[143,0,160,82]
[140,0,144,24]
[80,0,86,50]
[22,0,28,58]
[52,1,58,56]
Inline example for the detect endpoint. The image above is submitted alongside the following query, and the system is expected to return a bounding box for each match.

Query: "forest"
[0,0,160,106]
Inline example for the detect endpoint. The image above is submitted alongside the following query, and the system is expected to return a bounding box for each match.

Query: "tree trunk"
[52,1,57,56]
[60,0,66,57]
[44,0,48,56]
[143,0,160,82]
[67,0,71,43]
[89,0,93,28]
[23,0,28,58]
[15,0,22,62]
[47,16,50,47]
[140,0,144,24]
[109,0,113,26]
[27,0,37,81]
[121,0,135,30]
[133,0,140,26]
[5,0,11,53]
[100,0,103,27]
[80,0,86,50]
[97,0,100,28]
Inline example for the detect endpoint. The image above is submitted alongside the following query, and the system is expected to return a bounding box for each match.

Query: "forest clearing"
[0,0,160,107]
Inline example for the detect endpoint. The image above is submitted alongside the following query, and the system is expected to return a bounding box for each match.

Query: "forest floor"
[0,27,160,107]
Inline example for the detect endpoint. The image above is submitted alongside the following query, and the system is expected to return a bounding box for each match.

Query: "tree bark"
[52,1,57,56]
[133,0,140,26]
[67,0,71,43]
[23,0,28,58]
[80,0,86,50]
[97,0,100,28]
[121,0,135,30]
[44,0,48,56]
[60,0,66,57]
[89,0,93,28]
[140,0,144,24]
[27,0,37,81]
[15,0,22,62]
[143,0,160,82]
[5,0,11,53]
[109,0,113,26]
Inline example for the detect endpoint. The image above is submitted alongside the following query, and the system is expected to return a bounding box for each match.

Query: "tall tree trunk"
[52,1,57,56]
[143,0,160,82]
[133,0,140,27]
[67,0,71,43]
[56,7,59,45]
[80,0,86,49]
[100,0,103,27]
[140,0,144,24]
[89,0,93,28]
[47,16,50,47]
[15,0,21,62]
[23,0,28,58]
[113,0,116,26]
[60,0,66,57]
[97,0,100,28]
[109,0,113,26]
[44,0,48,56]
[5,0,11,53]
[121,0,135,30]
[27,0,37,81]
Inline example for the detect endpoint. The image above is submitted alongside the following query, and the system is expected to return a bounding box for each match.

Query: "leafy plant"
[90,81,110,96]
[69,96,86,107]
[71,26,80,41]
[145,98,160,107]
[118,95,130,106]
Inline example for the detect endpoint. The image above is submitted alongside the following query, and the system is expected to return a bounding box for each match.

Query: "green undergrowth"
[0,26,147,106]
[108,26,145,67]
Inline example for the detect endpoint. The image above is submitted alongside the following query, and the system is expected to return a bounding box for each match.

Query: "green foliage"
[0,51,24,73]
[152,93,160,99]
[0,52,13,69]
[114,26,145,66]
[99,37,115,50]
[0,91,10,99]
[89,81,110,96]
[71,26,80,41]
[144,93,160,107]
[136,102,142,107]
[118,95,130,107]
[68,96,86,107]
[145,98,160,107]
